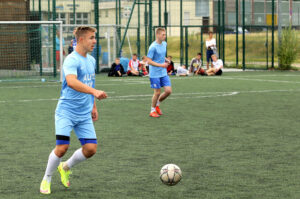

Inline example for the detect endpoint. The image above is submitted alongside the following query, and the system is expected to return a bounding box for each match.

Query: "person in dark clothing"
[166,56,176,75]
[108,58,125,77]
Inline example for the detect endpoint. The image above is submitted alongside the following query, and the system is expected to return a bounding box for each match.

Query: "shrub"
[278,26,300,70]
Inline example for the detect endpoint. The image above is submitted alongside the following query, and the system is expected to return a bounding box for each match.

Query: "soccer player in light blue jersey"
[147,28,171,118]
[40,26,107,194]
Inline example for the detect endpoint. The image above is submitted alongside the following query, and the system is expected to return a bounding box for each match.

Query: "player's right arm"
[66,75,107,100]
[63,56,107,100]
[146,44,168,68]
[146,58,168,68]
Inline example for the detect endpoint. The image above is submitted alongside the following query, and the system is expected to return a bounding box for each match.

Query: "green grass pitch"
[1,71,300,198]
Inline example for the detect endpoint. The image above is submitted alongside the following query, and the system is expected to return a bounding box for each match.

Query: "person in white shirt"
[206,31,216,70]
[177,65,189,76]
[206,54,223,76]
[127,54,141,76]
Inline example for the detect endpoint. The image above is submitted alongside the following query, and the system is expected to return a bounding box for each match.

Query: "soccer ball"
[160,164,182,186]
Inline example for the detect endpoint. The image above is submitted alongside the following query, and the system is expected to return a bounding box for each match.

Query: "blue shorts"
[150,76,171,89]
[206,49,214,63]
[55,113,97,145]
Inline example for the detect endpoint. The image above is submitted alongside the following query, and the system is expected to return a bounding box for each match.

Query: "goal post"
[0,21,63,80]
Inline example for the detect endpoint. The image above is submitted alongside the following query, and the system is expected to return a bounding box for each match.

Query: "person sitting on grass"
[206,54,223,76]
[189,53,203,75]
[127,54,142,76]
[177,65,189,76]
[139,56,149,76]
[108,58,125,77]
[166,56,176,75]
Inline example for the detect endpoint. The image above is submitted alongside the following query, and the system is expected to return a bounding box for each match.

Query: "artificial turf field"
[1,71,300,199]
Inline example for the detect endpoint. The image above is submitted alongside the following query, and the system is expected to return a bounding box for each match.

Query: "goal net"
[0,21,136,81]
[0,21,63,80]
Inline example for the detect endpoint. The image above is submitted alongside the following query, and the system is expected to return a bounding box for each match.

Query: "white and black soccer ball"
[160,164,182,186]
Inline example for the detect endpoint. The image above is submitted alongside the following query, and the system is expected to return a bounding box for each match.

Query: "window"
[195,0,210,17]
[70,12,89,24]
[56,13,67,31]
[56,13,66,24]
[184,12,190,25]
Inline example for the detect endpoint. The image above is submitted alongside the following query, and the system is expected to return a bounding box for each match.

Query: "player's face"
[133,55,137,60]
[157,31,166,42]
[116,59,120,64]
[197,55,201,60]
[81,31,96,52]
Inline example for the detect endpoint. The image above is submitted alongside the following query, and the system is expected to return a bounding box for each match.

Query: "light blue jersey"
[147,41,167,78]
[56,51,96,120]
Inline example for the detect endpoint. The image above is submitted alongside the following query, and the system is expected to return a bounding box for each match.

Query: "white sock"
[156,101,160,107]
[43,150,61,183]
[65,148,87,169]
[151,107,156,113]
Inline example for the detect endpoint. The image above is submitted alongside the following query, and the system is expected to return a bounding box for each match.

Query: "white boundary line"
[1,74,300,89]
[1,89,300,103]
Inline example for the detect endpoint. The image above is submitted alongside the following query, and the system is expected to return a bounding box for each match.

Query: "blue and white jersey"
[56,51,96,119]
[147,41,167,78]
[72,38,77,51]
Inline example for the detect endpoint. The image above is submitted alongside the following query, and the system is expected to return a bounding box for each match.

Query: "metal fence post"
[185,27,189,69]
[272,0,274,68]
[95,0,99,73]
[201,28,203,64]
[39,0,42,76]
[242,0,245,70]
[222,0,225,64]
[145,0,148,55]
[137,0,141,59]
[180,0,183,65]
[149,0,153,47]
[236,0,239,67]
[52,0,56,77]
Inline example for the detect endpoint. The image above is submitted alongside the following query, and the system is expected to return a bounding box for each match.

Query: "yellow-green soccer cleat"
[40,180,51,194]
[57,162,72,188]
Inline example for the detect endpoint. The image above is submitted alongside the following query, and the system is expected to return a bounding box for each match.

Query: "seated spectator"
[190,53,203,75]
[108,58,125,77]
[206,54,223,76]
[177,65,189,76]
[139,56,149,76]
[127,54,142,76]
[68,40,74,54]
[166,56,176,75]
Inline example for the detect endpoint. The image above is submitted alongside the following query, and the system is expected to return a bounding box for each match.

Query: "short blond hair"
[74,26,96,40]
[156,27,166,35]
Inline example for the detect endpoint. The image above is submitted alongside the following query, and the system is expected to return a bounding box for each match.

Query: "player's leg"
[158,86,172,102]
[158,76,172,102]
[40,115,73,194]
[156,76,172,115]
[58,119,97,187]
[207,68,216,76]
[149,78,161,117]
[206,50,210,70]
[150,88,161,117]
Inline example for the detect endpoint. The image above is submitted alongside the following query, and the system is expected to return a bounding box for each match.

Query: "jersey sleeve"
[147,45,156,60]
[63,56,79,76]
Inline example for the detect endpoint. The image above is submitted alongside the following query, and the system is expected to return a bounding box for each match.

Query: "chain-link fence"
[1,0,300,80]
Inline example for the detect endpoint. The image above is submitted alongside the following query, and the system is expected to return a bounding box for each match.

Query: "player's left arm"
[91,99,98,121]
